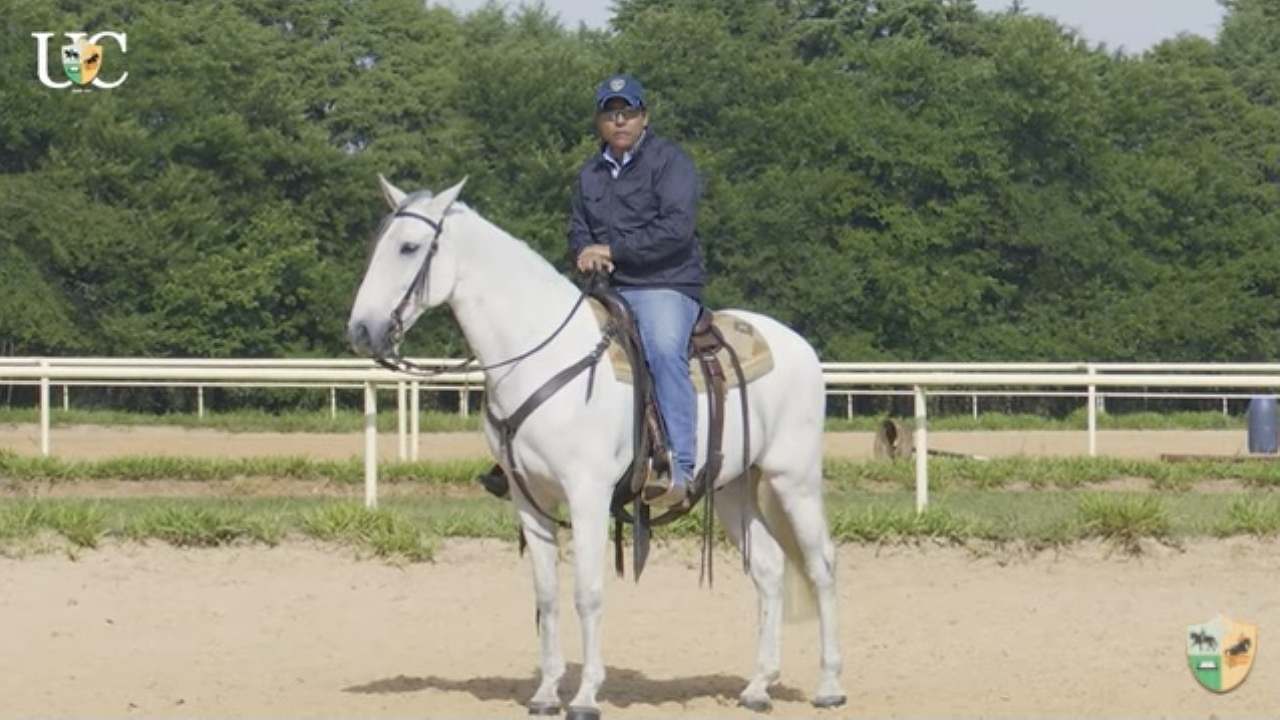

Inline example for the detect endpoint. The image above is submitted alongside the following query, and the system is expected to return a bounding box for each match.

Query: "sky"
[431,0,1227,54]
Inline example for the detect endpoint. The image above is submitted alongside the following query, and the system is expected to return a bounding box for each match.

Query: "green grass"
[824,409,1245,432]
[823,457,1280,492]
[0,407,482,433]
[0,498,436,561]
[0,406,1249,434]
[0,449,490,485]
[3,484,1280,562]
[16,452,1273,497]
[1076,494,1173,554]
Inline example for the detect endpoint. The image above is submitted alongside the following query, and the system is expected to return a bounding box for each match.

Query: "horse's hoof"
[527,701,560,715]
[813,694,847,709]
[565,706,601,720]
[738,696,772,713]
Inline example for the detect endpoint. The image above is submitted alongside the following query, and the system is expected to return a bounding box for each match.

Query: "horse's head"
[347,175,467,359]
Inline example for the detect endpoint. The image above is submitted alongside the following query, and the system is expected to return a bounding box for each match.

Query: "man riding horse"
[568,73,704,508]
[483,73,704,509]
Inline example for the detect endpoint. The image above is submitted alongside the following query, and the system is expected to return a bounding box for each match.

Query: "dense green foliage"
[3,0,1279,364]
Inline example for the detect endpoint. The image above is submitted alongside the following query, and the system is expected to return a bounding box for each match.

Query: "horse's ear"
[378,174,407,209]
[434,177,468,211]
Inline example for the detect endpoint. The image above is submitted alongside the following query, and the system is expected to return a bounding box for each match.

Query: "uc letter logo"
[33,32,129,89]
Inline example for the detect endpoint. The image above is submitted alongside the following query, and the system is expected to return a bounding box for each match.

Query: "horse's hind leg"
[713,474,786,712]
[768,463,847,708]
[516,501,565,715]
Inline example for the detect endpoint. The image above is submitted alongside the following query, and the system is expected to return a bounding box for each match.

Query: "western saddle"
[480,277,761,583]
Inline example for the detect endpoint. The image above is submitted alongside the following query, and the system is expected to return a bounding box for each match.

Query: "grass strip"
[0,449,489,485]
[823,457,1280,491]
[9,452,1280,491]
[827,409,1246,432]
[3,490,1279,562]
[0,408,481,434]
[0,498,434,561]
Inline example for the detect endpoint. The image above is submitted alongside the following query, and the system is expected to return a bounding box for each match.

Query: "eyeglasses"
[597,107,645,123]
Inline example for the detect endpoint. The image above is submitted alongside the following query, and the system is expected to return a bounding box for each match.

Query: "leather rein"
[373,207,594,379]
[370,207,610,528]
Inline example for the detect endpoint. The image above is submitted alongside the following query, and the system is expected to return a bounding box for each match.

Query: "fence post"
[330,387,337,420]
[971,393,978,420]
[62,385,69,412]
[846,393,852,420]
[914,385,928,514]
[1087,365,1097,457]
[197,385,205,419]
[410,380,420,461]
[39,360,50,457]
[364,382,378,509]
[396,381,407,462]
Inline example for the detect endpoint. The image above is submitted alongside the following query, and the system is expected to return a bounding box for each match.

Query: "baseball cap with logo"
[595,74,646,110]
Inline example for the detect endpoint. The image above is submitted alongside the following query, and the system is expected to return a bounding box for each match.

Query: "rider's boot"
[477,463,510,500]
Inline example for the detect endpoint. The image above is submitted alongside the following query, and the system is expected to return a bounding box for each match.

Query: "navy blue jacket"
[568,131,706,299]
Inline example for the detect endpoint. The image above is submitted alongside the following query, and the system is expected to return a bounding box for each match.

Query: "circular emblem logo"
[609,78,626,92]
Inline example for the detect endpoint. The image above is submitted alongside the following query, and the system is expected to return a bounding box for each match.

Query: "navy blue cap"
[595,74,646,110]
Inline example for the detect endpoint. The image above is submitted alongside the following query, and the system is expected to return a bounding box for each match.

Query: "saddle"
[480,277,769,584]
[587,299,775,391]
[588,286,765,583]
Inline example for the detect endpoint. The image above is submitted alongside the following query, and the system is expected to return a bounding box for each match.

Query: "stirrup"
[642,453,688,508]
[642,476,687,508]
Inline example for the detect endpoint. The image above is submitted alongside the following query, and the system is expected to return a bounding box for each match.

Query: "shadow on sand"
[344,663,806,708]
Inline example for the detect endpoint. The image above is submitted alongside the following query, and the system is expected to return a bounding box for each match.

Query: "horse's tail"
[752,469,818,624]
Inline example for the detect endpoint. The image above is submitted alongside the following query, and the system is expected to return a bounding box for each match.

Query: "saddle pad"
[587,298,774,392]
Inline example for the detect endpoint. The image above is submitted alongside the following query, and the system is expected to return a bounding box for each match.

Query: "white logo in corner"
[33,31,129,90]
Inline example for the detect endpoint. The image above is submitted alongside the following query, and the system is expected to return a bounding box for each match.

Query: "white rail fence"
[3,359,1280,511]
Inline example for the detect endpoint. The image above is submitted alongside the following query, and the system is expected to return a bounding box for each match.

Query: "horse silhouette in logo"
[1190,629,1218,652]
[1225,635,1253,668]
[1226,636,1252,656]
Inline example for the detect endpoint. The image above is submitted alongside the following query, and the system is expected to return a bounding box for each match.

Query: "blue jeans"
[618,288,699,485]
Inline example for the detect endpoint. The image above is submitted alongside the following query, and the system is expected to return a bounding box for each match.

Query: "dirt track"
[0,423,1254,461]
[1,424,1276,718]
[2,539,1277,718]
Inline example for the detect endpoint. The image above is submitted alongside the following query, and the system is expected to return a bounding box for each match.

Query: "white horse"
[347,176,845,718]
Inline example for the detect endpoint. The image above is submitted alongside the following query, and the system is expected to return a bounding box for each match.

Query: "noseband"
[370,205,597,380]
[367,203,616,529]
[371,207,468,377]
[386,209,443,351]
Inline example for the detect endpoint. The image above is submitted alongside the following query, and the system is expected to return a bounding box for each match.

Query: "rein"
[372,208,593,379]
[370,205,610,528]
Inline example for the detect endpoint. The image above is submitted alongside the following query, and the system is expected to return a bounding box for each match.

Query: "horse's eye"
[400,242,420,255]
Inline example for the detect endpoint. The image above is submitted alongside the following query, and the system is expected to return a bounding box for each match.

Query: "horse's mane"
[453,202,575,293]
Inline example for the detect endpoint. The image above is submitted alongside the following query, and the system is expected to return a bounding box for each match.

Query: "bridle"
[371,204,594,379]
[369,201,615,531]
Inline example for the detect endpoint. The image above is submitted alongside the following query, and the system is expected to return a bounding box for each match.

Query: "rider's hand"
[576,244,614,274]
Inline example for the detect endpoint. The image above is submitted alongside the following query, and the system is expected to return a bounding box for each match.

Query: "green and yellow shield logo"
[1187,615,1258,693]
[61,41,103,86]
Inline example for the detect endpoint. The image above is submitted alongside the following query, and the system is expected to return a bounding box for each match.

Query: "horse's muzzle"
[347,319,377,356]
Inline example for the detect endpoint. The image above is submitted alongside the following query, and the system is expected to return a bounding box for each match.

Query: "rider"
[568,73,706,508]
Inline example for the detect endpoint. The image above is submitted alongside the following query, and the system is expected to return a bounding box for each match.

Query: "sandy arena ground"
[0,424,1256,461]
[2,539,1278,719]
[1,425,1276,718]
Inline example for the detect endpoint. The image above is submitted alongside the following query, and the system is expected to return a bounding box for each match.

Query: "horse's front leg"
[516,498,565,715]
[564,482,611,719]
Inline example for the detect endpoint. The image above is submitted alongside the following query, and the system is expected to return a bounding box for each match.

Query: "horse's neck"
[447,212,592,389]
